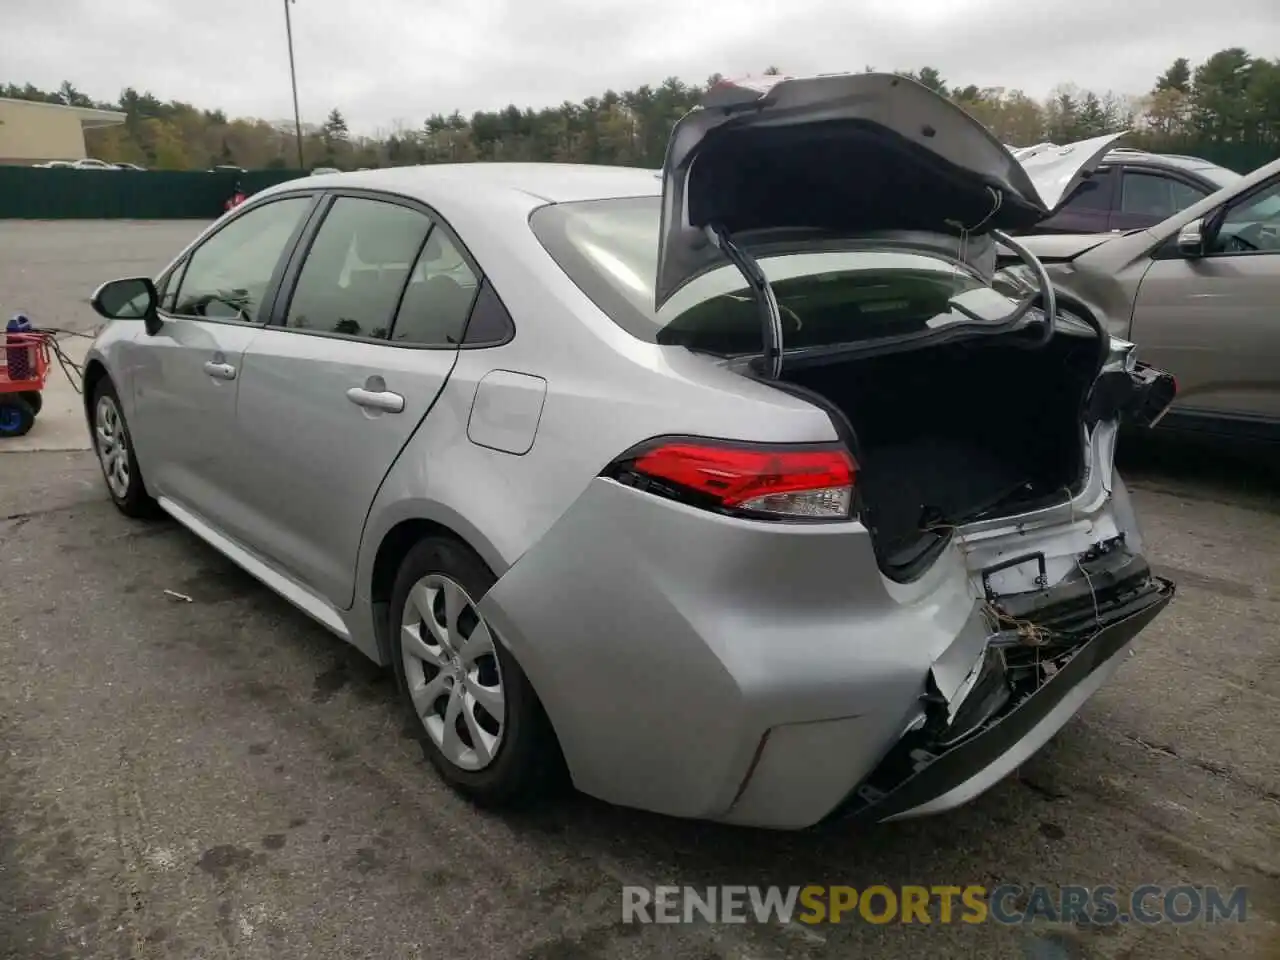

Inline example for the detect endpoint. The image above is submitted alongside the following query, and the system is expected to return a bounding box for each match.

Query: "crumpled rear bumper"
[831,575,1175,823]
[480,472,1170,830]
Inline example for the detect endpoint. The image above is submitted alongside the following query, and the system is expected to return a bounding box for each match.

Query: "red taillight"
[610,438,858,521]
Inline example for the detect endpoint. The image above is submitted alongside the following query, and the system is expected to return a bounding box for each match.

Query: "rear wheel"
[92,378,159,518]
[19,391,42,417]
[389,536,563,808]
[0,398,35,438]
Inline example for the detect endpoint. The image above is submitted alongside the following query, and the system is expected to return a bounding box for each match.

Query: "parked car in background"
[311,166,341,176]
[1017,147,1242,235]
[69,158,119,171]
[34,158,118,170]
[115,162,147,171]
[1008,154,1280,442]
[80,73,1175,831]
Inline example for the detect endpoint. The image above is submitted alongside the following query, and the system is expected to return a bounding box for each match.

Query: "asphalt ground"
[1,220,1278,959]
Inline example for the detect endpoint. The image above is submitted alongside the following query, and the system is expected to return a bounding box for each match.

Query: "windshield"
[530,197,1018,355]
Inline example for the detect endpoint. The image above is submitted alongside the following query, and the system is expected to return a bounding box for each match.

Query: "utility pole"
[284,0,305,169]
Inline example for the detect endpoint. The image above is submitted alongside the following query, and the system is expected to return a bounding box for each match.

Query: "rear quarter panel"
[356,213,837,595]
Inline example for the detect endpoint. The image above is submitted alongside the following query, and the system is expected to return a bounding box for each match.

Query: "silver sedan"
[82,72,1175,830]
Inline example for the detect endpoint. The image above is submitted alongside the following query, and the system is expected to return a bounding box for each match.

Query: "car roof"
[1101,149,1232,178]
[243,164,667,289]
[295,162,663,208]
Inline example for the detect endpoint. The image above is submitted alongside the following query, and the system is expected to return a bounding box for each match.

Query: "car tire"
[0,397,36,438]
[390,536,564,808]
[91,378,160,519]
[19,391,42,417]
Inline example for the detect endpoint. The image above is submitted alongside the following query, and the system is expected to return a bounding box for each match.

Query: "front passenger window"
[171,197,311,322]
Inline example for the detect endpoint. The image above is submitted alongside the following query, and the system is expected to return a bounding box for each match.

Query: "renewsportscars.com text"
[621,884,1249,926]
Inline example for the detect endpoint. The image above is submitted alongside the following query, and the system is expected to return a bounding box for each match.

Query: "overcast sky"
[6,0,1278,133]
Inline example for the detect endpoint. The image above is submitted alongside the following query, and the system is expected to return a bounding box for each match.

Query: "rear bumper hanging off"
[832,574,1175,823]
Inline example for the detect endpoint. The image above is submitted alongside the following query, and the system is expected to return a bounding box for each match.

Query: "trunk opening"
[778,329,1101,581]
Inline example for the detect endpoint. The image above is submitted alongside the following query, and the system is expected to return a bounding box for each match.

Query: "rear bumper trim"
[833,576,1174,823]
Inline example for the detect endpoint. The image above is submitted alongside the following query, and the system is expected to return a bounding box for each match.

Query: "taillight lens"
[606,437,857,521]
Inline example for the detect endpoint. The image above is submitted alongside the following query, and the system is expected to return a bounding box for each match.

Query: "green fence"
[0,167,308,219]
[2,142,1275,220]
[1157,142,1277,175]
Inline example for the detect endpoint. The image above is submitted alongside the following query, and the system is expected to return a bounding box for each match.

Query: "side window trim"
[384,222,439,342]
[266,192,336,327]
[266,187,511,349]
[155,258,188,312]
[165,191,323,326]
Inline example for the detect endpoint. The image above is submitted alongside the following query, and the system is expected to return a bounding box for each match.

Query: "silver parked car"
[84,73,1175,829]
[1012,155,1280,441]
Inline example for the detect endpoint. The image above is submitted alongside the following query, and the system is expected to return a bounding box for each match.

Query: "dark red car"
[1032,149,1243,235]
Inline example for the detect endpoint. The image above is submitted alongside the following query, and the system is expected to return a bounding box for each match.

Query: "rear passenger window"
[286,197,431,339]
[390,228,480,346]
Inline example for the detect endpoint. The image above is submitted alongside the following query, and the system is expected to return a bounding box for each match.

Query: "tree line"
[4,48,1278,174]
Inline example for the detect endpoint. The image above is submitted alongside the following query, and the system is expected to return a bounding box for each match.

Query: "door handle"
[203,361,237,380]
[346,387,405,414]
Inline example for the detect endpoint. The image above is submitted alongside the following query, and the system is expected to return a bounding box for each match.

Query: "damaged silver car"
[83,72,1176,830]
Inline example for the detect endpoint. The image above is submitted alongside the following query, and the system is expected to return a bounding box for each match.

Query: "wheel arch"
[81,358,109,426]
[366,511,570,773]
[364,506,510,666]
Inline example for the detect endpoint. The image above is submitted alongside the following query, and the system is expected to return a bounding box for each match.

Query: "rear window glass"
[530,196,1011,355]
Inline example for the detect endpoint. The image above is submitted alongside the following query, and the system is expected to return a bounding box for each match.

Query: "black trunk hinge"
[706,222,784,379]
[990,228,1057,347]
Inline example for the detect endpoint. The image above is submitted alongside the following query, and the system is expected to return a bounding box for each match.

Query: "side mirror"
[1175,218,1207,258]
[91,277,162,336]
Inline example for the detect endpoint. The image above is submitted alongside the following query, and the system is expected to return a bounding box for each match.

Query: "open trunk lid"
[655,72,1124,375]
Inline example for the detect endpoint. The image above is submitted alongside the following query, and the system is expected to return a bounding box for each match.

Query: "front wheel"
[92,379,159,518]
[389,536,564,808]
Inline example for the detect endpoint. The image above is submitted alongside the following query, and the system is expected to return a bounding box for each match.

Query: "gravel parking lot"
[1,222,1278,959]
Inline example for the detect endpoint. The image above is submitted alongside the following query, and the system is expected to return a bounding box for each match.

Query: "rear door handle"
[203,361,237,380]
[346,387,405,414]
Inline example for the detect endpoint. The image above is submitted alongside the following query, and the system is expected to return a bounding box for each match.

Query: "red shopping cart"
[0,331,51,438]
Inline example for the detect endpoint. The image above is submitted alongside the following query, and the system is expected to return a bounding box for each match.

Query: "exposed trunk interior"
[779,330,1102,581]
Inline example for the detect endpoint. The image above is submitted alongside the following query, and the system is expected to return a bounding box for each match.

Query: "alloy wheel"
[400,574,505,771]
[95,394,131,499]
